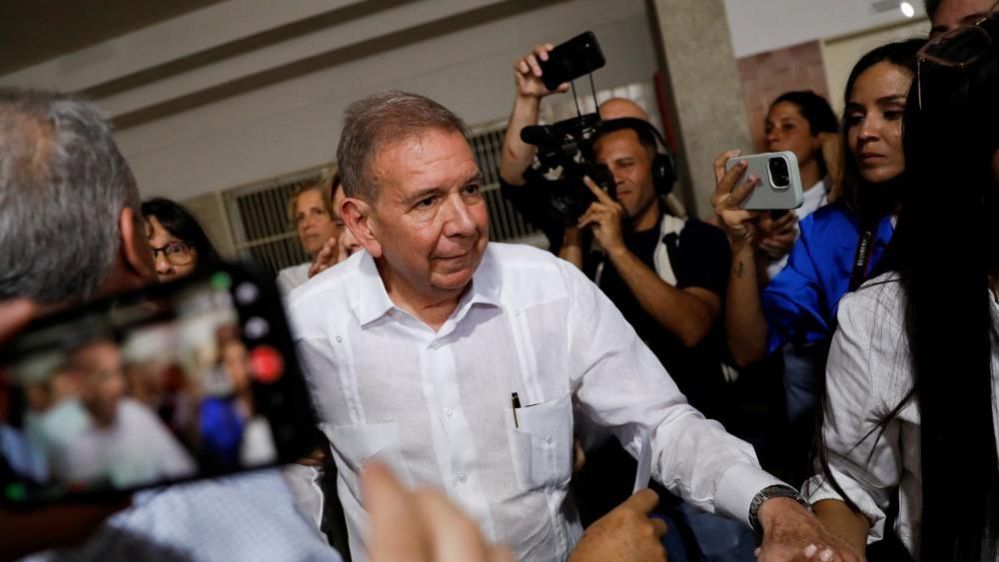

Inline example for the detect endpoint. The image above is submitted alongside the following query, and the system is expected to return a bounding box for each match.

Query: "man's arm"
[577,177,718,348]
[499,44,568,186]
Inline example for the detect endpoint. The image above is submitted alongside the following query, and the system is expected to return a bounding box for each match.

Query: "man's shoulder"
[482,243,577,304]
[284,253,365,335]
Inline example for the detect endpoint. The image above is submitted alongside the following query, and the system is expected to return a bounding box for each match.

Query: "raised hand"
[514,44,570,99]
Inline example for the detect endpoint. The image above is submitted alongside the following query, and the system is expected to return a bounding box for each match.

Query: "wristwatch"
[748,484,813,537]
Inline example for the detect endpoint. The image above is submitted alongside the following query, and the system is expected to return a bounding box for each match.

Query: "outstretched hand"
[755,498,865,562]
[569,488,668,562]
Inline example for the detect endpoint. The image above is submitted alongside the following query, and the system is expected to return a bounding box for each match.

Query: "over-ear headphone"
[596,117,677,195]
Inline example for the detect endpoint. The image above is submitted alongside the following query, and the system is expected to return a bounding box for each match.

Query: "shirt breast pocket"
[324,421,412,502]
[506,392,573,491]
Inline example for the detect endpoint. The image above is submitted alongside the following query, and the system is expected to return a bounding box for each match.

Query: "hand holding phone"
[724,151,804,211]
[538,31,606,91]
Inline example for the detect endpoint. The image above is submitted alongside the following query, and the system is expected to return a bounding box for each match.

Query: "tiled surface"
[737,41,831,151]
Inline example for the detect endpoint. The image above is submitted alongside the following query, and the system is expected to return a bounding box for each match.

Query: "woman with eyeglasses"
[807,12,999,561]
[142,197,223,283]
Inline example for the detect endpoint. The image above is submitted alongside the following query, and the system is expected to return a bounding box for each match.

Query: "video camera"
[519,31,613,223]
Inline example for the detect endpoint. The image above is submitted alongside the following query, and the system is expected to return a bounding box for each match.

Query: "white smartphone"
[725,151,804,210]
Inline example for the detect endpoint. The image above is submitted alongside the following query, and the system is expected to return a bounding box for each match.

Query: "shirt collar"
[352,245,503,327]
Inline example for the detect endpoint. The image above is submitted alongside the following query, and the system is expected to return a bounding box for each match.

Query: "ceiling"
[0,0,227,75]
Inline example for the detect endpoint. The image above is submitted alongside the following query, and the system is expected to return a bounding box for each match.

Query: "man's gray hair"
[0,88,139,303]
[336,90,469,202]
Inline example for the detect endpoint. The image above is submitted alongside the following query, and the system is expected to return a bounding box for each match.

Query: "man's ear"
[341,197,383,258]
[119,207,157,284]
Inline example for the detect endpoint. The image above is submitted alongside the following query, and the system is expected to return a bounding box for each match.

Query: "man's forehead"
[373,129,476,180]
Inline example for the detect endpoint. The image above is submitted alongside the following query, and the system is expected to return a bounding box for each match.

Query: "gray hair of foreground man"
[0,88,139,303]
[336,90,470,202]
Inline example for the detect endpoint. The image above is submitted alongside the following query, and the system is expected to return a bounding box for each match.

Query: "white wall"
[1,0,659,202]
[724,0,926,57]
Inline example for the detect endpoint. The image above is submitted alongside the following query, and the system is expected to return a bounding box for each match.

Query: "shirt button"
[546,436,553,444]
[444,407,454,418]
[457,473,468,484]
[335,335,343,343]
[430,341,440,350]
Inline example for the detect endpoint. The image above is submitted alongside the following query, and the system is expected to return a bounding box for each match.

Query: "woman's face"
[845,61,911,184]
[295,189,339,256]
[765,101,821,168]
[147,215,198,282]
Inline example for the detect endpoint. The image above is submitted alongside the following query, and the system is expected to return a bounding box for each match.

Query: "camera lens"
[768,157,790,188]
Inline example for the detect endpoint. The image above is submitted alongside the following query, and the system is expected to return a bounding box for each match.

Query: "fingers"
[364,462,431,562]
[622,488,660,515]
[727,173,759,207]
[413,488,493,562]
[713,149,742,183]
[649,515,669,538]
[582,175,615,205]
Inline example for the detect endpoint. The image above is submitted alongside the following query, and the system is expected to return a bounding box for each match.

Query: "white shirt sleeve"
[802,287,904,542]
[559,259,781,525]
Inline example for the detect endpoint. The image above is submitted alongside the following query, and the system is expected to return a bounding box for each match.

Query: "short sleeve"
[674,219,731,297]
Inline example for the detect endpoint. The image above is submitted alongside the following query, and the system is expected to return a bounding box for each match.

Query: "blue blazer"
[762,202,894,353]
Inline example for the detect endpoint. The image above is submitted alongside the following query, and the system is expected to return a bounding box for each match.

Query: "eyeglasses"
[151,241,195,266]
[917,1,999,109]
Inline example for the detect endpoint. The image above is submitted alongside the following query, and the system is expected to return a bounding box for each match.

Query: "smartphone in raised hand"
[0,262,321,507]
[725,151,804,210]
[538,31,606,91]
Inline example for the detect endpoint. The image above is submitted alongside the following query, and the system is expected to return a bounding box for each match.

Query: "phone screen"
[0,264,319,506]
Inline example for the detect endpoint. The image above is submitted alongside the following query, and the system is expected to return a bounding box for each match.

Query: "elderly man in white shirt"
[287,90,858,562]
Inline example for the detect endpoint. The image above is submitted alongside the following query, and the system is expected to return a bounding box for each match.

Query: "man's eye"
[463,184,481,195]
[845,113,863,127]
[416,196,437,208]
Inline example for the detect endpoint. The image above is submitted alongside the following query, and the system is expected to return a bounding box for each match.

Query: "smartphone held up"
[725,151,804,211]
[0,263,320,507]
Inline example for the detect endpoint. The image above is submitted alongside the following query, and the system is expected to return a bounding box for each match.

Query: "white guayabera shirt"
[288,243,783,562]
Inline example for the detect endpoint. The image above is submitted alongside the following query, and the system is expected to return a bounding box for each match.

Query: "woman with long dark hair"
[141,197,223,283]
[806,12,999,561]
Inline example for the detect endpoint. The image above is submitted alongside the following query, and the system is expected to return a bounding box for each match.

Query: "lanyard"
[848,228,876,292]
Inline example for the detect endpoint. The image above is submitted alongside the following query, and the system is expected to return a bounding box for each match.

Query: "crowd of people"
[1,0,998,561]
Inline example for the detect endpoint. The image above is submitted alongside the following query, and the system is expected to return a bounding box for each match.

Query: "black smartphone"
[0,262,321,507]
[539,31,606,91]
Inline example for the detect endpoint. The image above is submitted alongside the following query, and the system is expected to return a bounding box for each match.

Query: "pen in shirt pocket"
[511,392,522,428]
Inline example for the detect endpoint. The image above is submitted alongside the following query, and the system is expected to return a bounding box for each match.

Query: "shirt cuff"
[714,462,785,527]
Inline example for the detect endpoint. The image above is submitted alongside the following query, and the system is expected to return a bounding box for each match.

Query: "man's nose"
[442,195,477,237]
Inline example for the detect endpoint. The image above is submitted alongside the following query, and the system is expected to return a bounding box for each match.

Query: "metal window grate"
[469,126,541,245]
[224,172,322,275]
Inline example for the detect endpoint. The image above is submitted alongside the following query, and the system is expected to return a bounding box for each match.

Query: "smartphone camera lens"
[768,157,791,189]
